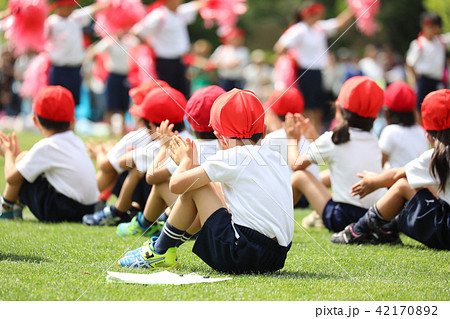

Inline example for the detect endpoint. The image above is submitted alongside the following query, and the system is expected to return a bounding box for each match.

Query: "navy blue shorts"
[398,188,450,250]
[106,73,130,112]
[156,57,190,98]
[297,68,324,110]
[192,208,291,274]
[416,75,440,109]
[19,175,95,222]
[49,65,82,105]
[322,199,368,232]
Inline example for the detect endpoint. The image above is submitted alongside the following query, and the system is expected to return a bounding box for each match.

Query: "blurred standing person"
[406,12,450,111]
[274,1,354,132]
[210,28,250,92]
[130,0,204,99]
[45,0,110,105]
[185,39,217,93]
[243,49,274,103]
[359,44,385,89]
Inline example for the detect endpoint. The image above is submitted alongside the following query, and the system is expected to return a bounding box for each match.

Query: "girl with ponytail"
[285,76,386,233]
[332,89,450,250]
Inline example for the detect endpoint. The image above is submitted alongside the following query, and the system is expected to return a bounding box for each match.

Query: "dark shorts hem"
[192,208,291,274]
[322,199,368,232]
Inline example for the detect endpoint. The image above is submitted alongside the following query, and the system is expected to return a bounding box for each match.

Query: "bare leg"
[319,169,331,188]
[142,181,178,222]
[97,170,118,192]
[291,170,332,216]
[3,151,27,202]
[167,183,225,231]
[376,178,418,221]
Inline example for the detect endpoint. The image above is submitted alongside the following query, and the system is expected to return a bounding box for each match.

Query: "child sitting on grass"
[332,89,450,249]
[0,86,99,222]
[116,85,224,238]
[378,81,429,169]
[285,76,388,234]
[83,86,187,227]
[118,89,294,274]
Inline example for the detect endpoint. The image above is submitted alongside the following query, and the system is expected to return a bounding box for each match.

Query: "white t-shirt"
[132,130,192,173]
[406,149,450,204]
[202,144,294,247]
[45,7,94,66]
[165,138,219,175]
[278,19,338,70]
[93,37,138,75]
[406,35,449,80]
[210,45,250,80]
[131,3,198,59]
[16,131,99,205]
[263,128,321,178]
[379,124,429,169]
[306,129,387,209]
[107,127,152,174]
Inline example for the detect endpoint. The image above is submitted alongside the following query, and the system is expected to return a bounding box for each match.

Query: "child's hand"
[169,136,197,167]
[0,132,17,157]
[157,120,176,148]
[294,113,319,141]
[284,112,301,141]
[351,171,379,199]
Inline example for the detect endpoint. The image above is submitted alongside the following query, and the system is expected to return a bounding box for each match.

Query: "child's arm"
[351,167,406,199]
[285,113,312,171]
[0,133,23,185]
[169,136,211,194]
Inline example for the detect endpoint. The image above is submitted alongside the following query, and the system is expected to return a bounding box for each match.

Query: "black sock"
[109,205,124,217]
[137,212,154,229]
[153,221,184,254]
[353,204,386,235]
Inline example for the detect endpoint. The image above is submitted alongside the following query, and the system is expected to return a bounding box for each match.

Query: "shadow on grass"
[0,253,50,263]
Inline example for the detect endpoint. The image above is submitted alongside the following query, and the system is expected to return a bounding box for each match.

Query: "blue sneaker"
[82,205,132,226]
[118,238,179,269]
[0,198,23,220]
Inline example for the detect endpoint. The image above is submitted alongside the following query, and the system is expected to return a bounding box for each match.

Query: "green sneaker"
[116,212,164,237]
[118,237,179,269]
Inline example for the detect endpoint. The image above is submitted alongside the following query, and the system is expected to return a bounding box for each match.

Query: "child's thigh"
[190,183,227,226]
[292,170,332,213]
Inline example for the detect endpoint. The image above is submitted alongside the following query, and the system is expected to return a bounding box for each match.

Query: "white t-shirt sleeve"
[306,131,334,165]
[406,40,420,67]
[132,141,161,173]
[70,5,94,27]
[201,149,243,184]
[15,141,53,183]
[378,126,393,155]
[177,2,198,24]
[405,149,435,189]
[131,8,165,38]
[317,18,338,37]
[278,24,303,49]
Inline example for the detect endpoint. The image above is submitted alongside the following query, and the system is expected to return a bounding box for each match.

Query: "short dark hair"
[384,109,415,127]
[231,132,264,144]
[194,131,217,140]
[420,12,442,27]
[36,115,71,132]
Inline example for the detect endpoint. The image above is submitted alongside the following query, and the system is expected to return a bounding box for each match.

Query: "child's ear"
[32,114,40,129]
[425,132,434,146]
[69,120,76,130]
[262,124,267,140]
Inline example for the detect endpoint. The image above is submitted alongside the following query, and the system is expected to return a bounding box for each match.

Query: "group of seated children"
[1,75,449,274]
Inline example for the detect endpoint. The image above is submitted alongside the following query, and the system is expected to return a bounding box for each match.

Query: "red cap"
[185,85,226,132]
[33,86,75,122]
[210,89,265,139]
[265,87,304,116]
[337,76,384,118]
[384,81,417,112]
[129,87,186,124]
[54,0,77,7]
[300,3,325,19]
[129,80,170,106]
[421,89,450,131]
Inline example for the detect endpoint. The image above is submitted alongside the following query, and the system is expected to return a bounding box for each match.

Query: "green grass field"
[1,132,449,301]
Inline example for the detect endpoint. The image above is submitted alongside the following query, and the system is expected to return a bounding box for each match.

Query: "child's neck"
[41,128,70,138]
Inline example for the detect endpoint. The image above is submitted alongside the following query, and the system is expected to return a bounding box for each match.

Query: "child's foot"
[82,205,131,226]
[116,212,164,237]
[301,211,324,229]
[118,238,179,269]
[330,224,372,244]
[371,228,403,245]
[0,198,23,220]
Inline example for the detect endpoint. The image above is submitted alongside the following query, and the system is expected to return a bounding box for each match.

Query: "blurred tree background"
[0,0,448,59]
